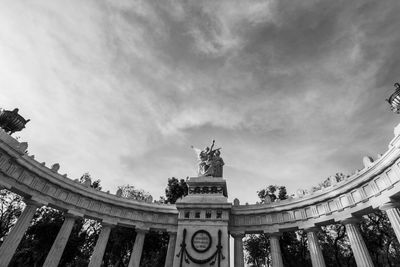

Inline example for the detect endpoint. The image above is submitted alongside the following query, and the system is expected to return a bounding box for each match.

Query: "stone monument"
[173,141,231,267]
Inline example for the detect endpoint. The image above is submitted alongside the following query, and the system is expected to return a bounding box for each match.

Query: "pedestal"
[173,177,231,267]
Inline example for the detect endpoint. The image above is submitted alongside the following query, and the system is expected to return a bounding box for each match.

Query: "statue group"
[192,140,224,177]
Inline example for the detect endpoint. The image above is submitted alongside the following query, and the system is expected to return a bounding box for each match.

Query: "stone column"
[164,232,177,267]
[88,222,114,267]
[343,219,374,267]
[305,228,326,267]
[380,203,400,244]
[231,232,245,267]
[270,233,284,267]
[128,228,147,267]
[0,200,41,267]
[43,213,78,267]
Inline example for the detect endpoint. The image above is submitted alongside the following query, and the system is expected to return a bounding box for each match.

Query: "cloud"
[0,0,399,202]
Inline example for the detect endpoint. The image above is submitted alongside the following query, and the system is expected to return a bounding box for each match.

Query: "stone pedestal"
[173,177,231,267]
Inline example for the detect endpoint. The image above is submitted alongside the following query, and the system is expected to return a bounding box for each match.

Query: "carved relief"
[31,176,45,191]
[189,186,224,195]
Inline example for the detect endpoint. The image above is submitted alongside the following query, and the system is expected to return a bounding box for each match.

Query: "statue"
[191,140,224,177]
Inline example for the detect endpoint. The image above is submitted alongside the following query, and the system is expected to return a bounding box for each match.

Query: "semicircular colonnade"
[2,124,400,267]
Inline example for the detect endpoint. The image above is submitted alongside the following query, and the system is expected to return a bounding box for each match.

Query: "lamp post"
[387,83,400,113]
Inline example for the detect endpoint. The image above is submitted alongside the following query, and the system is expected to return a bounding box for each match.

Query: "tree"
[0,189,24,242]
[244,234,268,267]
[280,231,311,267]
[103,184,170,267]
[79,173,102,191]
[140,231,169,267]
[360,210,400,267]
[246,173,400,267]
[246,185,311,267]
[164,177,188,204]
[311,173,349,192]
[117,185,152,202]
[318,223,354,267]
[10,207,64,267]
[257,185,288,203]
[7,173,102,267]
[102,226,137,267]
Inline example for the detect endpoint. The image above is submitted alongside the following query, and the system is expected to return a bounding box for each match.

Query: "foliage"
[0,189,24,241]
[103,183,171,267]
[102,226,136,267]
[140,231,169,267]
[164,177,188,204]
[117,185,152,202]
[79,173,102,190]
[244,234,268,267]
[9,206,101,267]
[280,231,310,267]
[257,185,288,203]
[310,173,349,192]
[247,185,311,267]
[318,224,354,267]
[245,176,400,267]
[360,210,400,267]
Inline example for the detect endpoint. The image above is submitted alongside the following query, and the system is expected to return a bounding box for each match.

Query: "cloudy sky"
[1,0,399,204]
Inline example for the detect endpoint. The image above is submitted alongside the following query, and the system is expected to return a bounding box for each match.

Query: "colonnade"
[232,204,400,267]
[3,200,400,266]
[0,199,177,267]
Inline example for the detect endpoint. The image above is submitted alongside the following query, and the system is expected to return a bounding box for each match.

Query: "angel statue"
[191,140,224,177]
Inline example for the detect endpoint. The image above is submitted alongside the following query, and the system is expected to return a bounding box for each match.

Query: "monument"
[3,110,400,266]
[173,141,231,267]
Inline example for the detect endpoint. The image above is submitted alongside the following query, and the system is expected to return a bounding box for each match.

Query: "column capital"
[101,219,117,227]
[269,232,283,237]
[380,202,400,211]
[341,217,360,225]
[64,211,84,219]
[230,232,245,239]
[24,198,44,208]
[304,227,320,233]
[135,228,149,234]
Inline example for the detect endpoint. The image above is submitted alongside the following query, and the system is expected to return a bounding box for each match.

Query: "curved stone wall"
[2,126,400,234]
[229,125,400,234]
[0,129,178,232]
[2,124,400,267]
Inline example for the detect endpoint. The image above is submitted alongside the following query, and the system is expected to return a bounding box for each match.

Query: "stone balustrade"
[1,124,400,266]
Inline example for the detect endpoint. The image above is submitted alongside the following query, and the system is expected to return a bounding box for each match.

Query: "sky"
[1,0,400,204]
